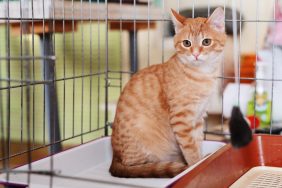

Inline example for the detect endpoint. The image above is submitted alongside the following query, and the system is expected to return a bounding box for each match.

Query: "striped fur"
[110,7,227,178]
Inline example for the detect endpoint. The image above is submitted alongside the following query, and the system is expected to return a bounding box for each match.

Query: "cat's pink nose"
[192,53,200,60]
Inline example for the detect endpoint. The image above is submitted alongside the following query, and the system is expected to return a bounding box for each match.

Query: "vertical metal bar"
[119,0,123,92]
[52,0,57,157]
[97,0,101,130]
[50,1,55,187]
[238,0,242,109]
[204,0,211,140]
[71,0,75,136]
[220,0,227,134]
[0,0,7,176]
[63,0,66,140]
[20,0,32,184]
[42,0,46,146]
[0,57,4,173]
[5,0,11,181]
[232,0,239,85]
[0,17,5,173]
[147,0,150,67]
[253,0,259,130]
[31,0,35,150]
[105,0,109,136]
[25,57,32,185]
[62,0,66,140]
[270,0,276,134]
[21,0,32,184]
[89,0,93,131]
[19,0,24,144]
[80,0,84,144]
[25,40,32,188]
[232,0,240,131]
[161,0,165,63]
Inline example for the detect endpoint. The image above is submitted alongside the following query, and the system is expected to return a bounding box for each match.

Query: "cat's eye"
[182,40,191,47]
[202,38,212,46]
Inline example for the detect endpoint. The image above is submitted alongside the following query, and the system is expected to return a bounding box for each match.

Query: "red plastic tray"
[171,134,282,188]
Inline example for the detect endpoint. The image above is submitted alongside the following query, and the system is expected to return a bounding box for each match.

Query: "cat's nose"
[192,52,200,60]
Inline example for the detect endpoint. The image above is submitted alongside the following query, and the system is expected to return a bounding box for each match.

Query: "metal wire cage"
[0,0,281,187]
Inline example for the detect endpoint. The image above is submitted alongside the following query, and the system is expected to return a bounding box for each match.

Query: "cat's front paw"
[186,153,201,166]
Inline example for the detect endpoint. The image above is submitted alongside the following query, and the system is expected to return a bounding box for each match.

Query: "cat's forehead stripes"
[184,18,207,34]
[181,20,213,42]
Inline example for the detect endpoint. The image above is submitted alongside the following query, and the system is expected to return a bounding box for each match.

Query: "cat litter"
[0,137,225,188]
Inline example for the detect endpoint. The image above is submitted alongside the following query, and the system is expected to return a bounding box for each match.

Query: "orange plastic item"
[247,115,260,129]
[171,134,282,188]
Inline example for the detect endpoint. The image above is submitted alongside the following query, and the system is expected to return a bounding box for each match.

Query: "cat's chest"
[167,79,215,120]
[196,97,210,119]
[170,79,215,101]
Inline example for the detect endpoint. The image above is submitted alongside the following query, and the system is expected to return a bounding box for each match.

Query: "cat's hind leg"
[110,159,187,178]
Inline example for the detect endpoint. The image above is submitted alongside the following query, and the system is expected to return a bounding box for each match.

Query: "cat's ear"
[207,7,225,33]
[171,9,186,33]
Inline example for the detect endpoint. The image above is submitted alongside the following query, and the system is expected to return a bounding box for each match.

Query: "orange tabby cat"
[110,7,226,178]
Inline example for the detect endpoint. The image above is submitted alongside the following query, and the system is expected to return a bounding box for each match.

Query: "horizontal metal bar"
[0,72,105,90]
[55,72,105,82]
[0,127,106,162]
[1,17,282,23]
[1,75,281,91]
[216,76,282,82]
[0,17,165,22]
[108,85,121,88]
[225,19,282,23]
[0,56,56,61]
[0,78,52,84]
[108,70,133,74]
[0,169,59,176]
[204,130,230,136]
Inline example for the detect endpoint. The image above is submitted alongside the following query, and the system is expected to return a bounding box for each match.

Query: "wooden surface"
[109,21,156,31]
[10,20,155,34]
[10,20,78,34]
[1,1,161,34]
[0,1,164,22]
[0,141,74,169]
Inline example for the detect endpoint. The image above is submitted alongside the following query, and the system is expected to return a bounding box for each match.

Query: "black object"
[39,34,62,154]
[168,7,244,37]
[255,127,282,135]
[229,106,252,148]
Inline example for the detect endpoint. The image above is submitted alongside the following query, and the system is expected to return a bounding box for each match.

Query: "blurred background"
[0,0,281,168]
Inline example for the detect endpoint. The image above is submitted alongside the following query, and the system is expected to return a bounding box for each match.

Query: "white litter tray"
[230,166,282,188]
[0,137,225,188]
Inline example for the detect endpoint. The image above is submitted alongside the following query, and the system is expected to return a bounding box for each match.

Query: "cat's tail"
[229,106,252,148]
[109,159,187,178]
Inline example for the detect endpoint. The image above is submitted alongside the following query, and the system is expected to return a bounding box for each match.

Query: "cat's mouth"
[177,54,206,66]
[189,55,206,65]
[190,59,206,66]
